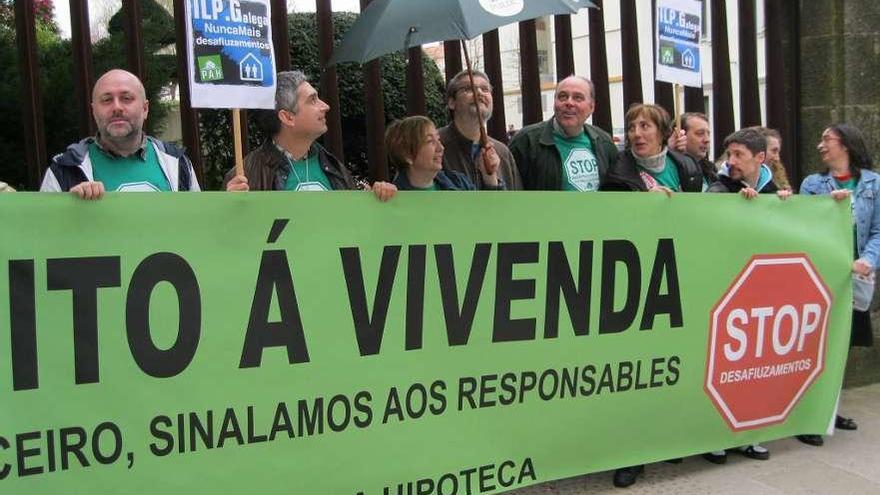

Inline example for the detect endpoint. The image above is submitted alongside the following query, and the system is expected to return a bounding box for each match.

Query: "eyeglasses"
[456,85,493,95]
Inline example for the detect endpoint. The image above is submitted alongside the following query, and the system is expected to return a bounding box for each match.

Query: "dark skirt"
[851,309,874,347]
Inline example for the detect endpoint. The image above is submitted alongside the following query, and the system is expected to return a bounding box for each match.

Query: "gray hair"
[556,75,595,101]
[446,69,491,100]
[259,70,309,136]
[276,70,309,114]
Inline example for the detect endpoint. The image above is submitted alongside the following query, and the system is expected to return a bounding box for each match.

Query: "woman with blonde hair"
[755,127,791,190]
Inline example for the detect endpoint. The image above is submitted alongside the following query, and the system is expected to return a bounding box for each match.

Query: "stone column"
[799,0,880,177]
[797,1,880,387]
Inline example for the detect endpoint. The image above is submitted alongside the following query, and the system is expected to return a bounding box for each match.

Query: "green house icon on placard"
[198,55,224,82]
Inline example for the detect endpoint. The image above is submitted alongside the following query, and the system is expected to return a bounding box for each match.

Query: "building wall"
[798,0,880,177]
[796,0,880,387]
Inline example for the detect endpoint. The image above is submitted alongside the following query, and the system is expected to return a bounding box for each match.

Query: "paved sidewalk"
[510,384,880,494]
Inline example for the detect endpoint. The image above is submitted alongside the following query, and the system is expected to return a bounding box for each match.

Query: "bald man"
[41,69,199,198]
[509,75,618,191]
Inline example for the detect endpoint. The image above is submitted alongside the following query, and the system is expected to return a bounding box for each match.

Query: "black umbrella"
[331,0,597,145]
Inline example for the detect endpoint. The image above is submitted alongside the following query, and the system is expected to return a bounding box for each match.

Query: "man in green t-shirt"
[40,69,200,198]
[224,71,395,201]
[509,75,618,191]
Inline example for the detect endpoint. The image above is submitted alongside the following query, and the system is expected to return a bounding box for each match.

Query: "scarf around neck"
[634,147,668,174]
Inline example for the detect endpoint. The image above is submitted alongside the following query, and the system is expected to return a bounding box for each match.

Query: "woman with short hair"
[602,103,703,193]
[386,116,502,191]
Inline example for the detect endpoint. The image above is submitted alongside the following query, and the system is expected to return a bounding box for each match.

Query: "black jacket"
[223,140,357,191]
[694,155,718,184]
[601,149,703,192]
[509,118,619,191]
[707,174,779,194]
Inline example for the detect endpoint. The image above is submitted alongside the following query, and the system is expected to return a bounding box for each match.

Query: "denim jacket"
[800,169,880,267]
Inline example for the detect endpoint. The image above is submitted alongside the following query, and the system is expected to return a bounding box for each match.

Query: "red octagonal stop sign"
[705,254,832,431]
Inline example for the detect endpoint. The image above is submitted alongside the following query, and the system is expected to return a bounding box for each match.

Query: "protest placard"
[185,0,277,109]
[655,0,703,89]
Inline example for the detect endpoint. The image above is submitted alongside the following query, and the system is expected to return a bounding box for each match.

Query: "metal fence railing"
[13,0,801,189]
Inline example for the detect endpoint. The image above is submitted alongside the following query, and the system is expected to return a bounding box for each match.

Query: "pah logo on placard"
[479,0,525,17]
[660,46,674,65]
[705,254,831,431]
[198,55,223,82]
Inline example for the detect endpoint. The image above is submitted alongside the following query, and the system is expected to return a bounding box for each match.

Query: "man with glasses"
[225,70,395,200]
[509,75,618,191]
[438,69,521,190]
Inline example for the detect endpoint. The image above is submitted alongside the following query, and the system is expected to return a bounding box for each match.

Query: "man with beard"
[438,70,519,190]
[700,127,789,465]
[708,128,791,198]
[41,69,200,198]
[509,75,618,191]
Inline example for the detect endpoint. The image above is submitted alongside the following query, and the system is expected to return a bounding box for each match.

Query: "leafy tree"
[0,0,69,189]
[198,11,448,189]
[98,0,177,136]
[0,0,56,31]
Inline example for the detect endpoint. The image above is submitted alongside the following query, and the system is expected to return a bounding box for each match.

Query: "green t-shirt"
[835,177,857,192]
[284,153,332,191]
[554,130,600,192]
[88,141,171,192]
[643,156,681,191]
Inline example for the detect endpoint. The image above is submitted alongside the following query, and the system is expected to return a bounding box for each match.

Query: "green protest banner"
[0,192,852,494]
